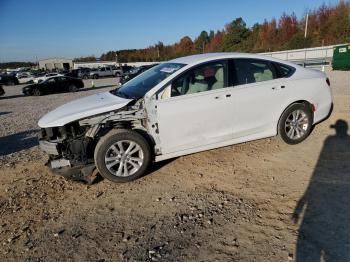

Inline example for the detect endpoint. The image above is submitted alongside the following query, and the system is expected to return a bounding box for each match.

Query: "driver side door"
[155,60,236,155]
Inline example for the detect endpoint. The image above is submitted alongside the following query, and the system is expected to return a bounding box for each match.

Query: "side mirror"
[160,85,171,100]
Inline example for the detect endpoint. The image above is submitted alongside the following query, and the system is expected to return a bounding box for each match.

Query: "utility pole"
[304,12,309,38]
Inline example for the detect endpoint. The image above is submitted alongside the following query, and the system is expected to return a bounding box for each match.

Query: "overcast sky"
[0,0,342,62]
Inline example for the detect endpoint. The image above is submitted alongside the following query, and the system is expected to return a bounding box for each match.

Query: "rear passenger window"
[233,59,277,85]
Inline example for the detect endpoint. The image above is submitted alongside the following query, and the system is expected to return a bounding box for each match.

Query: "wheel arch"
[94,123,156,160]
[277,100,314,135]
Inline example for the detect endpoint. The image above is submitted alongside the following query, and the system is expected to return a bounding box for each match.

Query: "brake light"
[326,78,330,87]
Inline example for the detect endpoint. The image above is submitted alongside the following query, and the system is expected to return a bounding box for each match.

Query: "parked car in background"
[0,85,4,96]
[112,65,133,77]
[17,72,35,84]
[0,74,19,85]
[34,73,63,83]
[65,68,91,79]
[23,76,84,96]
[120,64,158,84]
[37,53,333,184]
[89,66,114,79]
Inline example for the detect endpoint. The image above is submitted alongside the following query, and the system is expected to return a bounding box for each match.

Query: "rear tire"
[94,129,152,183]
[93,74,99,79]
[278,103,313,145]
[69,84,77,92]
[33,88,41,96]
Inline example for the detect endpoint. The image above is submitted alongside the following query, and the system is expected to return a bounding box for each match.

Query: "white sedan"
[34,73,63,83]
[38,53,333,183]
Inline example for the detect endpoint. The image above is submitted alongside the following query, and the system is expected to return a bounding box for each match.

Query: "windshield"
[112,63,185,99]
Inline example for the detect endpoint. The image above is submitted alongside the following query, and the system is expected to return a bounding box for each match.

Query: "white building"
[38,58,73,71]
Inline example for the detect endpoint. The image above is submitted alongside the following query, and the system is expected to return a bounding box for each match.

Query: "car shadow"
[0,94,26,100]
[0,129,40,156]
[0,111,11,116]
[293,119,350,261]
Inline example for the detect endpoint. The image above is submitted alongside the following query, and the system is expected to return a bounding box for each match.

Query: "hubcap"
[104,140,144,177]
[285,110,309,140]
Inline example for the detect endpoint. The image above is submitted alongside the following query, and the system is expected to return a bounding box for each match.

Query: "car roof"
[169,52,299,68]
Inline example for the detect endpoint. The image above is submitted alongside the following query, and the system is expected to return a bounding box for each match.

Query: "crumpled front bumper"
[39,140,60,155]
[39,140,98,184]
[45,161,98,184]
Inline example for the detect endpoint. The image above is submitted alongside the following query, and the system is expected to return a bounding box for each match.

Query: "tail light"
[326,77,330,87]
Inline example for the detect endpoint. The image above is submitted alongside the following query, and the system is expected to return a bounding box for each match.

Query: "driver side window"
[171,61,226,97]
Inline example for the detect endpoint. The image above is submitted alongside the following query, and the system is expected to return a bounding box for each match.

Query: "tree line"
[75,1,349,63]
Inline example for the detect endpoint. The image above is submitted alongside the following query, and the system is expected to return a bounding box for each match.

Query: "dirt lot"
[0,71,349,261]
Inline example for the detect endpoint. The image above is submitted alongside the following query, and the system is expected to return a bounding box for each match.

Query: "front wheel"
[278,103,313,145]
[93,74,99,79]
[94,129,152,183]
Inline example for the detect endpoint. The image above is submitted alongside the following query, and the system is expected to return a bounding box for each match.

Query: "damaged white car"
[38,53,333,183]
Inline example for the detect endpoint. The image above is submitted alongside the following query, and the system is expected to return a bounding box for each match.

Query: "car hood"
[38,92,133,128]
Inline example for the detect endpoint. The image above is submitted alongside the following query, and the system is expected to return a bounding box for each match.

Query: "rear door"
[56,77,69,92]
[100,67,106,77]
[44,78,59,94]
[155,60,236,154]
[229,59,286,138]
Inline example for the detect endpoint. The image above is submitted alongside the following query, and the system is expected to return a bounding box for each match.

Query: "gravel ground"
[0,70,349,261]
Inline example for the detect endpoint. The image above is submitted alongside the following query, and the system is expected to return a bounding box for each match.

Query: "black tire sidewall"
[278,103,313,145]
[69,84,77,92]
[94,129,152,183]
[33,88,41,96]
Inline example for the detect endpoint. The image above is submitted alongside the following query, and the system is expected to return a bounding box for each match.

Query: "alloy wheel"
[285,109,309,140]
[104,140,144,177]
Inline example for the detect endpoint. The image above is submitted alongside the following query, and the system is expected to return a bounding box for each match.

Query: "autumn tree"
[222,17,250,51]
[74,1,350,62]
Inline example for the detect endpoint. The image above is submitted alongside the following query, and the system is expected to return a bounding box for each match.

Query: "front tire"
[94,129,152,183]
[93,74,99,79]
[278,103,313,145]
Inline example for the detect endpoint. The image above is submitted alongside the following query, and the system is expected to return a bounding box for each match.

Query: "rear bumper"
[314,102,333,124]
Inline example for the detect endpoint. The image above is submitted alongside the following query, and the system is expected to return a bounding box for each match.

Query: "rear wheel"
[94,129,152,183]
[93,74,99,79]
[33,88,41,96]
[69,84,77,92]
[278,103,313,144]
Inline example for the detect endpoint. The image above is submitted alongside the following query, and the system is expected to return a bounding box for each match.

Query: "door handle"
[226,94,231,98]
[272,85,286,91]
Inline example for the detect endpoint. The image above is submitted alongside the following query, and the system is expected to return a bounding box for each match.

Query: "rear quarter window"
[273,63,295,78]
